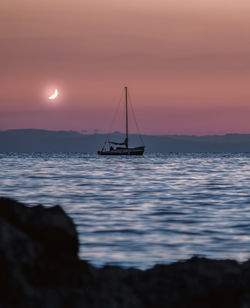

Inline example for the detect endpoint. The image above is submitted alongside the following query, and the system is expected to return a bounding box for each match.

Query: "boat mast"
[125,86,128,148]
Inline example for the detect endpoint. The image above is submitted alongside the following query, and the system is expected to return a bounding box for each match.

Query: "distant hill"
[1,129,250,152]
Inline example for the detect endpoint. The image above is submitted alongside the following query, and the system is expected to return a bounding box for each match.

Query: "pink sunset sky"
[1,0,250,135]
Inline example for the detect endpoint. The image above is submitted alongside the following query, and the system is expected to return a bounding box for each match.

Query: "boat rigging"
[97,87,145,156]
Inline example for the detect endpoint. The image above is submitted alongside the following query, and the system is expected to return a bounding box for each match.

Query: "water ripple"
[1,152,250,268]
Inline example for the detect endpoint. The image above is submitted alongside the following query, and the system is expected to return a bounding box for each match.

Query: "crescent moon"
[48,89,58,100]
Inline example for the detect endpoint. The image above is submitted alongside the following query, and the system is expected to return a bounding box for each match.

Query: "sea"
[1,152,250,269]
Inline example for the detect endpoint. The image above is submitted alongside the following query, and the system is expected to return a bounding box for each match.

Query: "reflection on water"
[1,153,250,268]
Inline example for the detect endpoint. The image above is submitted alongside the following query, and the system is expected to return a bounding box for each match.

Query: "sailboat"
[97,87,145,155]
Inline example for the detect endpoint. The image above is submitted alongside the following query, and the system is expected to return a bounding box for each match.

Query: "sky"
[0,0,250,135]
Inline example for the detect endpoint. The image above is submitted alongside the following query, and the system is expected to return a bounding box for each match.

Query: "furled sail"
[110,141,126,145]
[110,137,128,146]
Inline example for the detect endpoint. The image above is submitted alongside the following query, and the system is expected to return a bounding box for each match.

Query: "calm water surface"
[1,153,250,269]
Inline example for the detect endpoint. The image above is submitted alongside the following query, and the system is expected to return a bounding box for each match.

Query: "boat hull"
[98,146,144,156]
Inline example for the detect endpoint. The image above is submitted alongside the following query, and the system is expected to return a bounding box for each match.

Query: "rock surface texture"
[0,197,250,308]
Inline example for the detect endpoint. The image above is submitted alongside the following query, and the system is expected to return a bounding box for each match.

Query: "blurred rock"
[0,197,250,308]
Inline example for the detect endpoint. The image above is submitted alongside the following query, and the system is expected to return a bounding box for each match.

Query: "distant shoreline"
[1,129,250,152]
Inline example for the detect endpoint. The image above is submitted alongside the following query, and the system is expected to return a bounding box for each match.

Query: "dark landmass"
[1,197,250,308]
[1,129,250,152]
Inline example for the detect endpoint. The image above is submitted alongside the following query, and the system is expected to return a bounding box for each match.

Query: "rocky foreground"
[0,197,250,308]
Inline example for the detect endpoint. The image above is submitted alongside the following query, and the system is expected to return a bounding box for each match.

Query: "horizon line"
[1,128,250,137]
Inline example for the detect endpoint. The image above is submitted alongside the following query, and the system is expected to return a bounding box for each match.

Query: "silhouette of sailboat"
[98,87,145,155]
